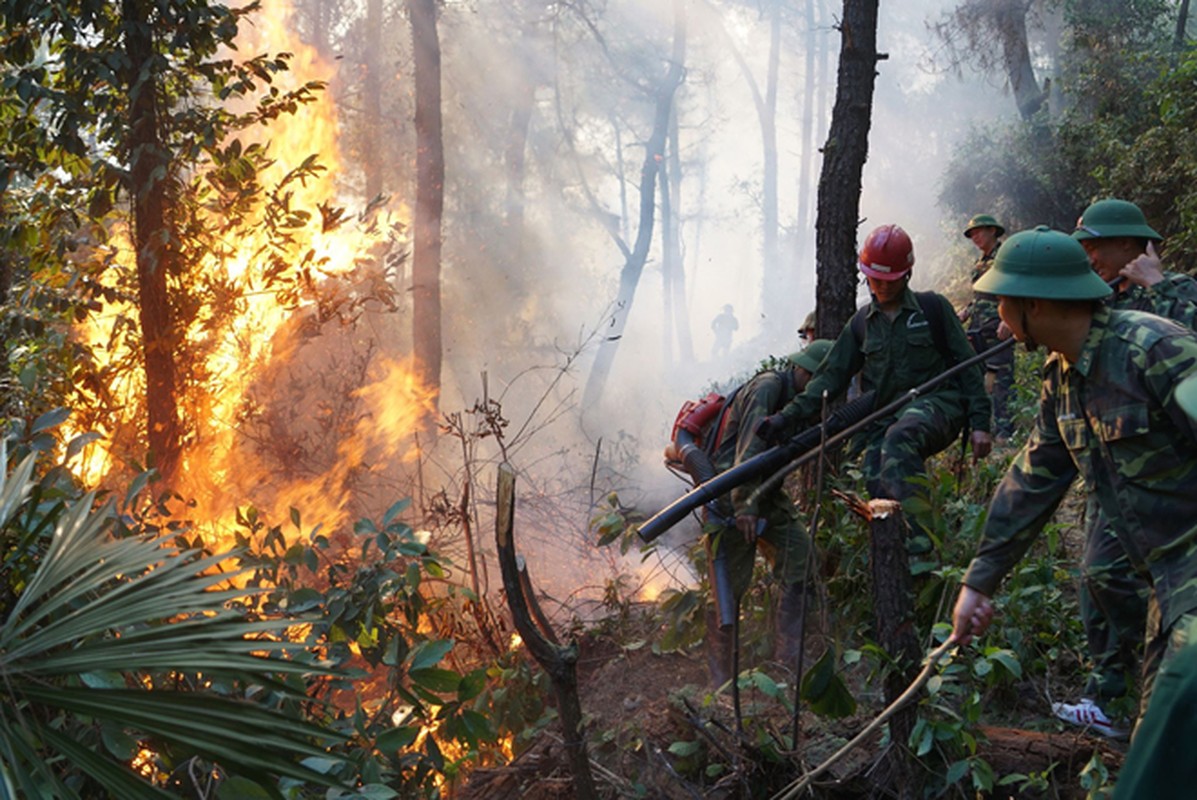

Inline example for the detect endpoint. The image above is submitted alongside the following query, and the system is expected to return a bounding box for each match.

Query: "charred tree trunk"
[581,0,686,411]
[867,499,920,797]
[408,0,444,413]
[122,0,182,483]
[814,0,883,338]
[495,464,598,800]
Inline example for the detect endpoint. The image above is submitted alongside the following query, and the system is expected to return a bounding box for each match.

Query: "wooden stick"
[770,639,955,800]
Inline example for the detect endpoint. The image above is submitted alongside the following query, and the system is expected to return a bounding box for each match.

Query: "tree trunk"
[581,0,686,412]
[1175,0,1191,56]
[867,499,920,798]
[659,106,693,367]
[994,0,1047,120]
[408,0,444,413]
[666,106,693,363]
[711,0,782,334]
[122,0,182,482]
[760,0,782,334]
[814,0,882,338]
[495,464,599,800]
[363,0,384,201]
[660,146,675,365]
[795,0,819,290]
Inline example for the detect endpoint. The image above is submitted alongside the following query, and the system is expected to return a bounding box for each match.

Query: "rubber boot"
[706,605,735,689]
[775,582,807,666]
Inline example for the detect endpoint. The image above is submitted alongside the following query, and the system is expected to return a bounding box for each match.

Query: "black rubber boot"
[775,582,808,665]
[706,605,735,688]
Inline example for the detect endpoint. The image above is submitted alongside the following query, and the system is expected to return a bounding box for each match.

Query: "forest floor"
[460,614,1128,799]
[460,442,1130,798]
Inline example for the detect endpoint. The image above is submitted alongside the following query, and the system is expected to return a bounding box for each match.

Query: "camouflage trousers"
[1080,500,1149,704]
[859,397,963,508]
[1137,609,1197,735]
[854,398,964,554]
[972,325,1015,439]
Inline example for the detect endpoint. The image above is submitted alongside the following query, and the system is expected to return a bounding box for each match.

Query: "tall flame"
[66,0,426,548]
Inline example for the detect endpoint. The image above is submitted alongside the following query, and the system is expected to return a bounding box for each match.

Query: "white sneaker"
[1050,697,1130,739]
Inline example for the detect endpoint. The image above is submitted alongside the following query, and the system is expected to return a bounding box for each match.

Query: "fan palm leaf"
[0,446,353,799]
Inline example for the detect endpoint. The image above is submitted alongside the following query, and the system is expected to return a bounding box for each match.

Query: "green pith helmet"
[975,226,1112,300]
[1176,373,1197,421]
[963,213,1006,238]
[788,339,833,373]
[1072,199,1163,242]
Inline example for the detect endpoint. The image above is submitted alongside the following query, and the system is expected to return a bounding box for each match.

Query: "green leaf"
[382,499,410,527]
[745,670,783,700]
[353,784,401,799]
[283,587,324,612]
[988,648,1022,679]
[80,670,126,689]
[667,740,701,757]
[915,720,933,757]
[458,668,488,702]
[800,649,834,699]
[801,651,856,719]
[945,759,969,784]
[216,777,273,799]
[408,639,453,671]
[376,726,419,751]
[409,668,462,694]
[31,407,70,434]
[100,722,138,760]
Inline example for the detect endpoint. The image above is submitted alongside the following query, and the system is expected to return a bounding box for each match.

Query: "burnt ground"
[459,620,1127,799]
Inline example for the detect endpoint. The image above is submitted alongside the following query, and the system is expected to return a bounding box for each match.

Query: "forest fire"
[64,0,427,552]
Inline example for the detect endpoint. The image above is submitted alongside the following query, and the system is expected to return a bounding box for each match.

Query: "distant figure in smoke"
[711,304,739,359]
[958,213,1015,441]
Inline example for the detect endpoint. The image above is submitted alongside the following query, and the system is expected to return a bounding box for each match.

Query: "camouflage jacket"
[776,288,991,433]
[1109,270,1197,331]
[964,245,1001,338]
[963,306,1197,630]
[711,370,796,518]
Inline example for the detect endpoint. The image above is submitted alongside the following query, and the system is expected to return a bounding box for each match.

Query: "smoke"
[207,0,1017,610]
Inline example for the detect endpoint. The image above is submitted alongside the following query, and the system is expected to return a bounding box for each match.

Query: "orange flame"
[65,0,424,552]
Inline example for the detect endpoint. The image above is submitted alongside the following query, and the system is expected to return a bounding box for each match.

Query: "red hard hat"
[859,224,914,281]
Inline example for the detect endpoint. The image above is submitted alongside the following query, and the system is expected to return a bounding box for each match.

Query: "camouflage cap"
[975,226,1112,300]
[963,213,1005,238]
[1176,373,1197,422]
[788,339,833,373]
[1072,199,1163,242]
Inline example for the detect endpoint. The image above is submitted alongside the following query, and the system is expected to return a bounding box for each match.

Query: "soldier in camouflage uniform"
[756,224,993,551]
[1112,375,1197,797]
[949,226,1197,734]
[959,214,1015,440]
[703,341,833,686]
[1054,200,1197,735]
